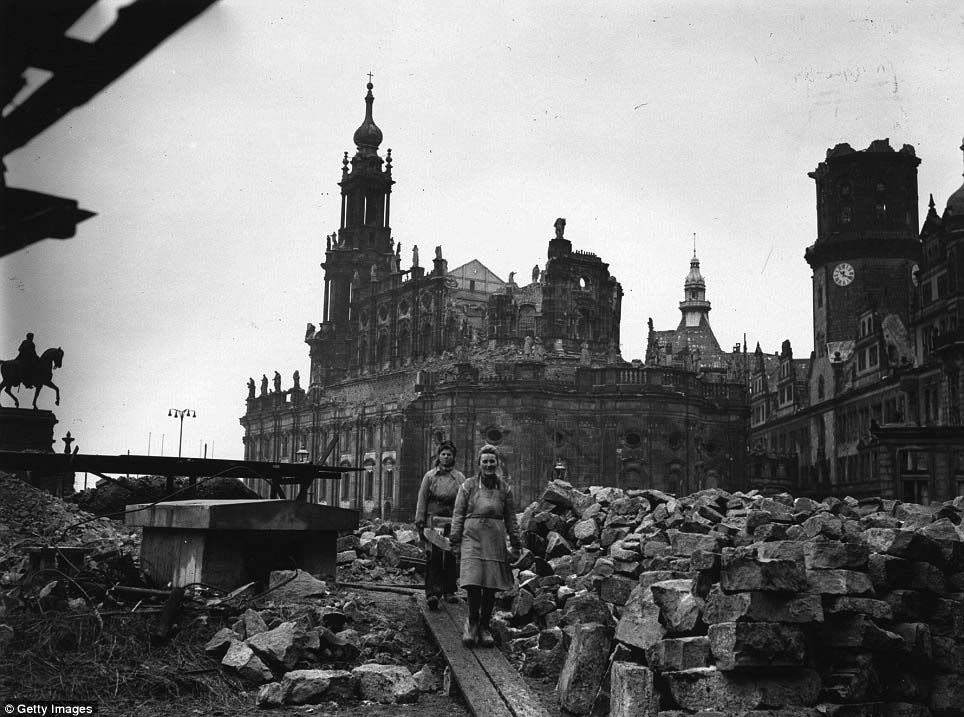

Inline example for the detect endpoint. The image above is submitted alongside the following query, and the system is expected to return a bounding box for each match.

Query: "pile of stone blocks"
[495,480,964,716]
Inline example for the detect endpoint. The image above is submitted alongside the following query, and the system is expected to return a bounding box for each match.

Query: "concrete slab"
[126,499,358,591]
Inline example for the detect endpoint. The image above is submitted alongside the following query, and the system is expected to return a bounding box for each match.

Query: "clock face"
[832,262,855,287]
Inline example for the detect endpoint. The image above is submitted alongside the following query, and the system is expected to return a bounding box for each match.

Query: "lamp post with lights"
[168,408,196,458]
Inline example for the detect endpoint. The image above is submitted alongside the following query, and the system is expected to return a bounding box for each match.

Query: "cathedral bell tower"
[322,80,396,327]
[805,139,921,355]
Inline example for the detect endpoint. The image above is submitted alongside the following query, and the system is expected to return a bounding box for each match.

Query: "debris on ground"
[500,480,964,716]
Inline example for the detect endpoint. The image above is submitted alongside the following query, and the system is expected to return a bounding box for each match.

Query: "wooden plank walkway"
[418,595,551,717]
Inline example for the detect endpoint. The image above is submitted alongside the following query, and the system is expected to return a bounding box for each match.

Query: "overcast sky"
[3,1,963,472]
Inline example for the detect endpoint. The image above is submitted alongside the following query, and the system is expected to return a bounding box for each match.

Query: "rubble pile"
[205,569,443,708]
[495,480,964,716]
[70,474,259,516]
[0,473,139,559]
[336,520,425,583]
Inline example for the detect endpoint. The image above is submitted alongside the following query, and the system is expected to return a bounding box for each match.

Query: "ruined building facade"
[239,82,750,519]
[749,138,964,502]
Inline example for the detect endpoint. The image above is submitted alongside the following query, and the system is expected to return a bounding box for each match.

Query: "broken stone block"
[282,669,354,704]
[668,529,723,557]
[240,608,269,638]
[413,663,443,692]
[806,568,874,595]
[610,662,658,717]
[394,528,419,544]
[703,587,823,624]
[910,561,949,595]
[804,541,869,570]
[352,663,419,704]
[256,681,283,708]
[204,627,241,657]
[823,596,893,620]
[819,651,880,703]
[266,569,328,602]
[708,622,806,670]
[650,579,702,634]
[337,549,358,564]
[556,621,613,715]
[647,636,712,671]
[542,479,575,509]
[512,588,534,619]
[818,614,905,652]
[801,513,845,540]
[247,621,309,671]
[221,640,274,683]
[573,517,599,542]
[615,585,665,650]
[880,589,939,621]
[546,530,573,559]
[861,528,944,565]
[719,555,808,593]
[600,575,637,605]
[890,622,932,661]
[522,642,567,678]
[561,591,614,628]
[756,668,822,707]
[663,667,762,712]
[756,541,804,563]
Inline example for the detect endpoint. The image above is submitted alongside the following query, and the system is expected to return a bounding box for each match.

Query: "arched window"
[818,375,825,400]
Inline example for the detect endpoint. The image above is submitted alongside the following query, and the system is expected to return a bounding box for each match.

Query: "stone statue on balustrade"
[247,377,256,399]
[273,371,282,393]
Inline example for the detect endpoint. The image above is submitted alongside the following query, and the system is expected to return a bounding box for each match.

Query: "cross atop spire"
[693,232,697,258]
[367,71,374,84]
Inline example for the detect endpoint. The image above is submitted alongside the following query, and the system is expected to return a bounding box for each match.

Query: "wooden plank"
[443,601,552,717]
[418,596,514,717]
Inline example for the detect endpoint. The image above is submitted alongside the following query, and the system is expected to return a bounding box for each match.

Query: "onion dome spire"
[352,78,383,156]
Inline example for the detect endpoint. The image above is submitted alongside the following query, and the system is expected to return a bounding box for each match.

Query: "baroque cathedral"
[239,82,750,519]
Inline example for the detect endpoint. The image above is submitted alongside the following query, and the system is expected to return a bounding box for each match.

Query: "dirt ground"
[1,589,473,717]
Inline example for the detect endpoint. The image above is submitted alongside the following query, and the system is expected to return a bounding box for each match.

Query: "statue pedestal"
[0,407,57,451]
[0,408,72,495]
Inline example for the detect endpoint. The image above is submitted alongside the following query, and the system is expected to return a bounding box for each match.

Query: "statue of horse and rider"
[0,333,64,409]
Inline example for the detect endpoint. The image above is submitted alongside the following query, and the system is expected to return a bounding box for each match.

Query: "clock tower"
[805,139,922,353]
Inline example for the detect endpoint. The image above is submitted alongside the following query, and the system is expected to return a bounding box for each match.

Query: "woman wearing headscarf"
[414,440,467,610]
[450,443,521,647]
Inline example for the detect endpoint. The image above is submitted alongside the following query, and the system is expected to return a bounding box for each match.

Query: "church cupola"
[352,81,383,155]
[679,242,712,327]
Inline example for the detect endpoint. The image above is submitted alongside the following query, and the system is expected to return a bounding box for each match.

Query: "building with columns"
[239,81,750,519]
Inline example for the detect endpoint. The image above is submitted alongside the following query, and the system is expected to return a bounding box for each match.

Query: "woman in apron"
[450,444,521,647]
[414,440,467,610]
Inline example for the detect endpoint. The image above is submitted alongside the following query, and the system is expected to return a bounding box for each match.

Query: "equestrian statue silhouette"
[1,346,64,409]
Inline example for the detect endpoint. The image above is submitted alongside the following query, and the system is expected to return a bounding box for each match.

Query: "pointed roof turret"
[944,137,964,220]
[352,80,383,156]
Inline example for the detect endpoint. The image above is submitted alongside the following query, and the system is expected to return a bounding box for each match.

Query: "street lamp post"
[168,408,196,495]
[168,408,196,457]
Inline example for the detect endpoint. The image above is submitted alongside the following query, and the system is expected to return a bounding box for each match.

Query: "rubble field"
[4,471,964,716]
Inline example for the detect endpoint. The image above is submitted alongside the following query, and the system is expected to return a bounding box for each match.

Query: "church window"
[469,280,476,291]
[817,285,823,308]
[869,345,878,367]
[486,428,503,444]
[818,375,825,400]
[624,431,641,447]
[840,206,853,224]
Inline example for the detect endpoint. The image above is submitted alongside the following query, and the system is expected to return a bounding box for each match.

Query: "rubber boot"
[462,619,478,647]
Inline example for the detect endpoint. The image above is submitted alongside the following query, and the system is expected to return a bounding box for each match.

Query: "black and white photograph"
[2,1,963,715]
